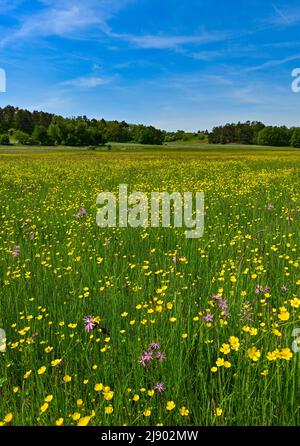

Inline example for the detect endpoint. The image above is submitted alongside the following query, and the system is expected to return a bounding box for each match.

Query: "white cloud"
[0,0,24,14]
[0,0,134,46]
[109,30,227,50]
[62,75,112,88]
[269,4,300,26]
[246,53,300,72]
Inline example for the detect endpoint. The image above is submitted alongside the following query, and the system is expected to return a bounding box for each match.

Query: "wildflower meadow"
[0,145,299,426]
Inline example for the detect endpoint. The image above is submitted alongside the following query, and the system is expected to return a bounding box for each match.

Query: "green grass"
[0,146,299,426]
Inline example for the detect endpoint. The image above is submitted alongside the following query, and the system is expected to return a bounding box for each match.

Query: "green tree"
[257,126,290,147]
[0,134,10,145]
[32,125,51,145]
[291,128,300,148]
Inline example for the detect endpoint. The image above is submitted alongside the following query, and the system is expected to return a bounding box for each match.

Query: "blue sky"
[0,0,300,131]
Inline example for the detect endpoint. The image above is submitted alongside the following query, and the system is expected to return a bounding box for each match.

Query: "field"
[0,144,299,426]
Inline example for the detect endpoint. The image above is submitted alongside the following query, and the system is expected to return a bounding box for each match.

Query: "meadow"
[0,144,299,426]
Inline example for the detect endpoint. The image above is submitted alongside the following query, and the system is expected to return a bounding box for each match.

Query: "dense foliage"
[0,106,300,148]
[208,121,300,147]
[0,105,165,146]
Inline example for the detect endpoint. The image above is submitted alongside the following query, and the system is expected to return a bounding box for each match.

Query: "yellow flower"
[267,350,280,361]
[179,406,189,416]
[279,348,293,361]
[77,399,83,407]
[13,386,20,393]
[40,403,49,413]
[166,401,176,411]
[77,416,91,426]
[290,298,300,308]
[94,383,103,392]
[143,409,152,417]
[261,370,269,377]
[4,413,13,423]
[248,346,261,362]
[45,395,53,402]
[278,307,290,321]
[220,343,231,354]
[23,370,32,379]
[105,405,114,415]
[51,359,62,367]
[216,357,225,367]
[38,366,47,375]
[211,366,218,373]
[224,361,231,368]
[147,390,155,397]
[44,346,53,354]
[229,336,240,351]
[71,412,81,421]
[215,407,222,417]
[63,375,72,383]
[249,328,258,336]
[55,418,64,426]
[132,394,140,402]
[104,390,114,401]
[169,317,176,323]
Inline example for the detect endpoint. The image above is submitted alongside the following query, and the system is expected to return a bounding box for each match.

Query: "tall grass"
[0,147,299,426]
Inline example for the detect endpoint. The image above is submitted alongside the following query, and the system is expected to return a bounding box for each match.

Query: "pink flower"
[154,383,165,393]
[13,245,20,258]
[149,342,160,350]
[76,207,87,219]
[156,351,166,361]
[83,315,96,332]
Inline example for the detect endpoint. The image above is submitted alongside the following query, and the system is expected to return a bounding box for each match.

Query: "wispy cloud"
[246,52,300,72]
[62,75,113,88]
[109,30,227,50]
[269,3,300,26]
[0,0,24,14]
[0,0,134,46]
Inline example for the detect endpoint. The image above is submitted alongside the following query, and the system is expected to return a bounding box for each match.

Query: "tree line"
[0,105,166,146]
[208,121,300,148]
[0,106,300,148]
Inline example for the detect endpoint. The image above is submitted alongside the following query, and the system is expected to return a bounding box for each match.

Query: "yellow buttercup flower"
[179,406,189,416]
[4,413,13,423]
[216,357,225,367]
[51,359,62,367]
[220,343,231,354]
[248,346,261,362]
[103,390,114,401]
[229,336,240,351]
[166,401,176,411]
[279,348,293,361]
[278,307,290,321]
[77,416,91,426]
[40,403,49,413]
[105,405,114,415]
[55,418,64,426]
[71,412,81,421]
[63,375,72,383]
[24,370,32,379]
